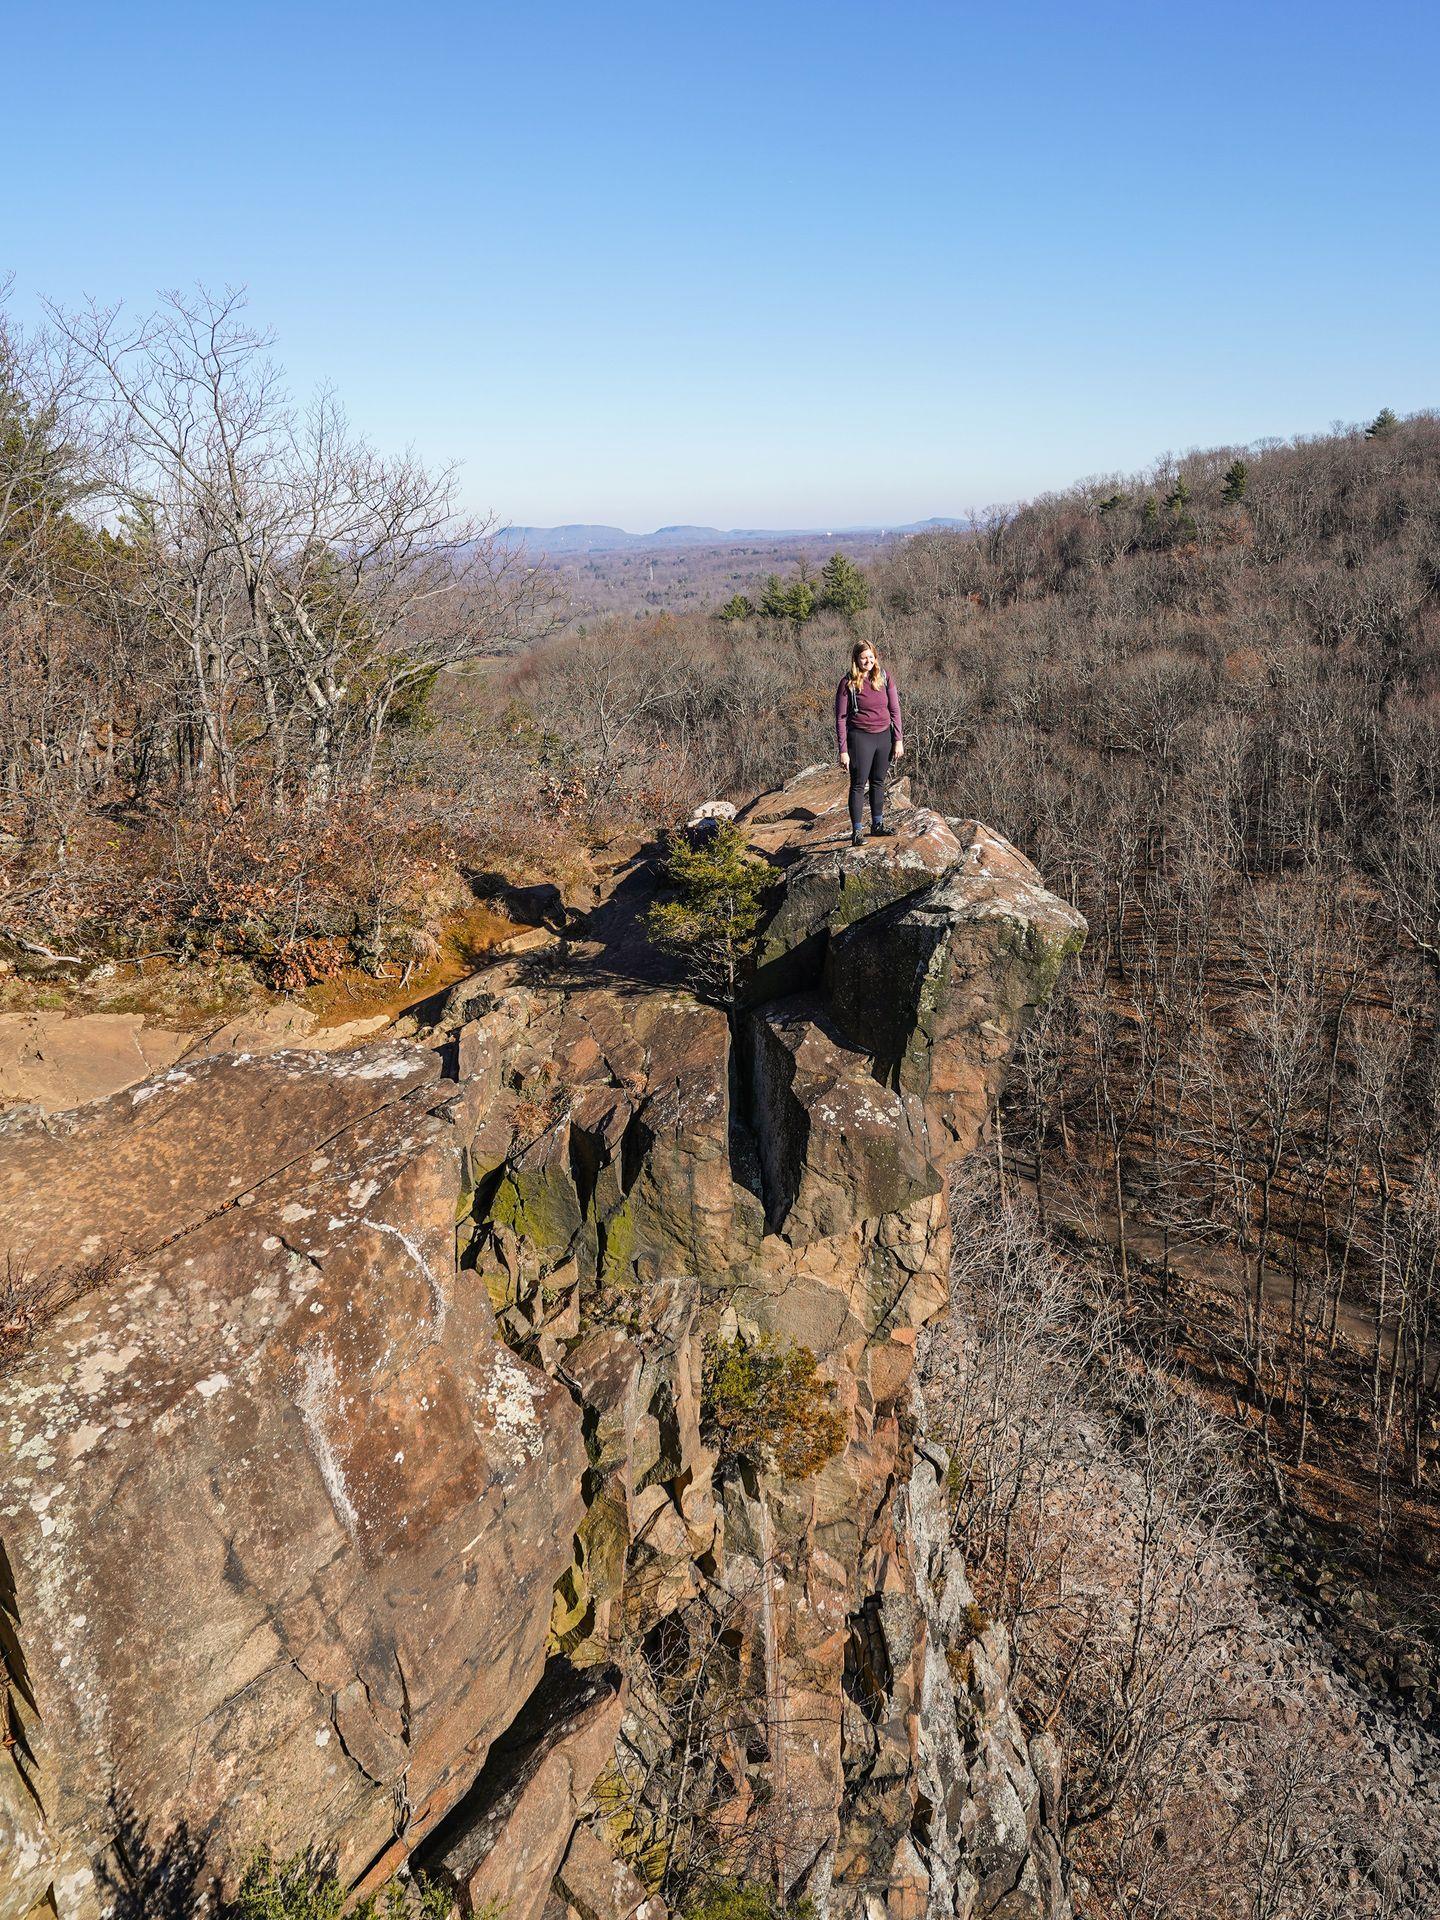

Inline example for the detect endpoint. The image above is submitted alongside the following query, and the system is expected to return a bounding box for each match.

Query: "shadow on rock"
[97,1804,221,1920]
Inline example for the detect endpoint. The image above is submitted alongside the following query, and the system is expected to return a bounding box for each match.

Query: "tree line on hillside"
[503,409,1440,1567]
[924,1162,1424,1920]
[717,550,869,624]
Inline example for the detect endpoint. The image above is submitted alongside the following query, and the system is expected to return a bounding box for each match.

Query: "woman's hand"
[894,738,905,760]
[840,751,850,769]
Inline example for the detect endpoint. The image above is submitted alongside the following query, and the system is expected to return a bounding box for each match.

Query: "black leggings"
[847,726,892,828]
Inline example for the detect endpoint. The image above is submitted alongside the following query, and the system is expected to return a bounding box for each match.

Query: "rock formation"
[0,1011,191,1115]
[0,767,1083,1920]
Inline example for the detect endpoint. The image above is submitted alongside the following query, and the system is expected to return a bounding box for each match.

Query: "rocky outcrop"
[739,769,1085,1173]
[1,1042,587,1916]
[744,999,938,1245]
[422,1663,627,1920]
[0,768,1083,1920]
[843,1433,1067,1920]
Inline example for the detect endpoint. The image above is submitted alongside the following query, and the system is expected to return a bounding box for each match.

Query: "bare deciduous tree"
[50,285,558,803]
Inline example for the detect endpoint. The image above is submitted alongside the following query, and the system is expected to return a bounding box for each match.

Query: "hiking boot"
[850,826,864,847]
[872,822,895,837]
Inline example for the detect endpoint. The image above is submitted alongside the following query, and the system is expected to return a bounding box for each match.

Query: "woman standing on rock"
[836,639,904,847]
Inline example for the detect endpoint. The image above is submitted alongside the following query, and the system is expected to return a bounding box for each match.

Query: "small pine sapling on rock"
[645,820,769,1005]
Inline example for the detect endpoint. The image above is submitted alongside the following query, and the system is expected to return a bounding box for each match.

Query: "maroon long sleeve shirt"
[836,673,903,756]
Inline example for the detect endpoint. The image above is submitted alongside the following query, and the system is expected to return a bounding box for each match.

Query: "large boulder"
[747,821,962,1005]
[0,1040,443,1275]
[463,985,735,1294]
[0,1046,586,1911]
[582,989,734,1282]
[556,1817,658,1920]
[0,1011,189,1116]
[421,1662,625,1920]
[0,1005,401,1122]
[825,823,1086,1164]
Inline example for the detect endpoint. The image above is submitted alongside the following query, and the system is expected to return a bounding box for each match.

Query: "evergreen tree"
[781,575,816,622]
[1366,407,1400,441]
[759,569,816,622]
[716,593,754,623]
[645,820,769,1004]
[1161,476,1197,544]
[1221,459,1249,505]
[701,1333,845,1478]
[818,550,870,616]
[758,573,789,619]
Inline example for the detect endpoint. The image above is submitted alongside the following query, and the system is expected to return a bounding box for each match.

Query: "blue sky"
[5,1,1437,528]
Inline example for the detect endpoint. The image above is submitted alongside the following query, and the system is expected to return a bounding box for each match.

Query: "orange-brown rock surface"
[0,1011,190,1116]
[0,768,1083,1920]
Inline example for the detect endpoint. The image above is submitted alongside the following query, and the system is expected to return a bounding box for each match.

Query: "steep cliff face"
[0,767,1083,1920]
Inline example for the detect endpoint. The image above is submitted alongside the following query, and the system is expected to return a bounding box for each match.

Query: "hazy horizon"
[497,513,964,535]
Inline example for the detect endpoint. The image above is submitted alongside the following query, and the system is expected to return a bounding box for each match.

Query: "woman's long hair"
[848,640,887,692]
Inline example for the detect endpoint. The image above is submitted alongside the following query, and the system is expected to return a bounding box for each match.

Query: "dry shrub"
[1,780,479,985]
[0,1249,63,1362]
[702,1333,846,1479]
[1,1246,121,1368]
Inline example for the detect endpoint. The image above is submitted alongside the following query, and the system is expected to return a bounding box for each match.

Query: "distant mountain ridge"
[495,517,968,557]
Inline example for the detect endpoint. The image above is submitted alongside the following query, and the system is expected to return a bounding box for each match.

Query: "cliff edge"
[0,767,1084,1920]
